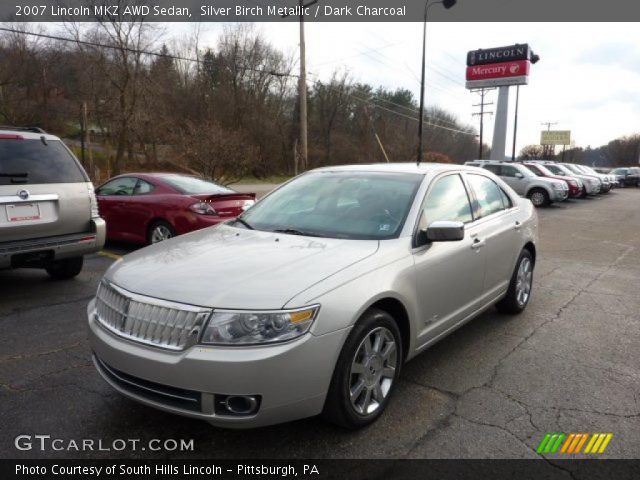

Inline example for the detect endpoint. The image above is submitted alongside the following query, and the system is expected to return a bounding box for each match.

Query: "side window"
[467,174,506,219]
[501,165,519,177]
[96,177,137,196]
[421,174,473,228]
[133,179,155,195]
[526,165,543,176]
[499,188,513,209]
[482,164,501,175]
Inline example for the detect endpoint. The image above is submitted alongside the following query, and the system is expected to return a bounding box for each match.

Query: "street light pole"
[417,0,456,166]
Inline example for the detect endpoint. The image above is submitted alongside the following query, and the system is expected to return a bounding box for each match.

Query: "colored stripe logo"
[536,433,613,454]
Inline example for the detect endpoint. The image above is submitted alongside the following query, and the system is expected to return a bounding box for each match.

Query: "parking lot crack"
[0,294,94,318]
[0,340,86,364]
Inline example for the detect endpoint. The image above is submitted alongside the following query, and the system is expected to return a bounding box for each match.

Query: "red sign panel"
[466,60,530,81]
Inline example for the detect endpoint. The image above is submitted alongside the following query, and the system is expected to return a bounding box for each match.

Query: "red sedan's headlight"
[189,201,218,216]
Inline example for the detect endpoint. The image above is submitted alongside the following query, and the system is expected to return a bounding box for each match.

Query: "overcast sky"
[161,22,640,157]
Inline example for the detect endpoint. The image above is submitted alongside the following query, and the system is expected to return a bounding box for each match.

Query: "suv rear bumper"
[0,217,106,268]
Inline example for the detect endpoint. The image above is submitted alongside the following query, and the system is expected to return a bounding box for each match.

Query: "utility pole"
[541,121,557,158]
[364,104,391,163]
[471,87,494,159]
[283,0,318,174]
[297,0,308,172]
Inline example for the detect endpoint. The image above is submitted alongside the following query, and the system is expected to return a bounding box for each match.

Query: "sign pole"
[491,86,510,161]
[511,85,520,161]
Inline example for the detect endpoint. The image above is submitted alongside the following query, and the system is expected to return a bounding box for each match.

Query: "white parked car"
[88,163,538,429]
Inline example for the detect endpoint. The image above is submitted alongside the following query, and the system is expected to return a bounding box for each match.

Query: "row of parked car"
[464,159,627,207]
[0,126,255,279]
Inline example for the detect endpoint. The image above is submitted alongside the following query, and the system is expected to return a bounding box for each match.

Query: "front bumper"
[0,217,106,269]
[585,183,600,195]
[550,189,569,202]
[87,300,349,428]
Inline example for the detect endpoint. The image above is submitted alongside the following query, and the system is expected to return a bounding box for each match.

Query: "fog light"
[214,394,260,416]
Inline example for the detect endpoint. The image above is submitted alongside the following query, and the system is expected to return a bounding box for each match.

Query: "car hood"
[536,177,566,187]
[105,224,379,309]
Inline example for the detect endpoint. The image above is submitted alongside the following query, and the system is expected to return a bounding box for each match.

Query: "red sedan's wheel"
[148,220,176,244]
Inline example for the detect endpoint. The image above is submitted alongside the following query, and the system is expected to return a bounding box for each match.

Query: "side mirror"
[514,172,524,179]
[416,220,465,246]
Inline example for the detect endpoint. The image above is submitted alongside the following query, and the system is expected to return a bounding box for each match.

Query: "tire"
[527,188,550,207]
[147,220,176,245]
[496,249,534,314]
[323,308,403,429]
[45,256,84,280]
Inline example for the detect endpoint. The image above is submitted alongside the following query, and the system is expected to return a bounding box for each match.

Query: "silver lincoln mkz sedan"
[88,163,538,429]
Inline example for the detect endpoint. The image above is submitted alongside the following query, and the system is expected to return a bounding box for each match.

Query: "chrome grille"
[95,281,211,351]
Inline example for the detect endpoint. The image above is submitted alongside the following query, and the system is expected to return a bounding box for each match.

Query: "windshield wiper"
[0,172,28,177]
[0,172,28,184]
[234,217,254,230]
[273,228,325,238]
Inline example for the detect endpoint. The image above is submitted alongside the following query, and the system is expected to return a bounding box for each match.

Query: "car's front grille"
[95,281,211,351]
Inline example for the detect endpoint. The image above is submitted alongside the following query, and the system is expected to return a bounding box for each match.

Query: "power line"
[0,27,297,78]
[471,88,495,159]
[352,94,476,136]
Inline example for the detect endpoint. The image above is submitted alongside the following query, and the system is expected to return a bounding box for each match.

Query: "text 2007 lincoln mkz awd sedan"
[88,163,538,429]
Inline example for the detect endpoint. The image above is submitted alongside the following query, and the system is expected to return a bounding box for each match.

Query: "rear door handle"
[471,238,486,250]
[514,221,522,230]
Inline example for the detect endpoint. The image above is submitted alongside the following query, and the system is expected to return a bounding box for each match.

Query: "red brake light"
[189,201,218,216]
[0,134,24,140]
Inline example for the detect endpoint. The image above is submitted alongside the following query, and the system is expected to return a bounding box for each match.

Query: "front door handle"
[471,238,486,250]
[514,221,522,230]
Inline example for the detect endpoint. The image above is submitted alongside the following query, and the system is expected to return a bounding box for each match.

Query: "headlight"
[200,306,319,345]
[552,183,564,190]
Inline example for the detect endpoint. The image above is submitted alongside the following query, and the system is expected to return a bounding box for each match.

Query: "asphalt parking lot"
[1,189,639,460]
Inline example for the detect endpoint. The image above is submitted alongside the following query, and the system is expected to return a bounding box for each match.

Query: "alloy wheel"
[530,192,545,206]
[515,257,533,306]
[349,327,397,416]
[151,225,173,243]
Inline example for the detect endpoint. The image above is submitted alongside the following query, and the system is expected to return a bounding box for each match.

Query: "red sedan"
[522,162,584,198]
[96,173,256,244]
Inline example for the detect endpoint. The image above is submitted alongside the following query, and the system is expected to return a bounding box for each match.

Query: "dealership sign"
[465,44,533,89]
[467,44,530,66]
[541,130,571,145]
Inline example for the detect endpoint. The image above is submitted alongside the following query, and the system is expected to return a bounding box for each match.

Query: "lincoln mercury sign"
[541,130,571,145]
[467,44,531,66]
[466,44,533,89]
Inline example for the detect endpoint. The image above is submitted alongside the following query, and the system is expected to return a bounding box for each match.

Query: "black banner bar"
[4,0,640,22]
[3,459,640,480]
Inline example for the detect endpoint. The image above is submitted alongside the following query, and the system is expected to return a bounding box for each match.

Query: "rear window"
[161,175,235,194]
[0,139,88,185]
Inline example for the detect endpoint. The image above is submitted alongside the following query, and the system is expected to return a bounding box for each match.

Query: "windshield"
[546,164,571,176]
[0,139,88,185]
[533,164,554,176]
[579,165,598,175]
[161,175,235,194]
[561,164,583,174]
[237,171,424,240]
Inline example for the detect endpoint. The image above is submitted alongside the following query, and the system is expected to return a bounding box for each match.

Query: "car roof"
[311,162,481,175]
[0,129,61,141]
